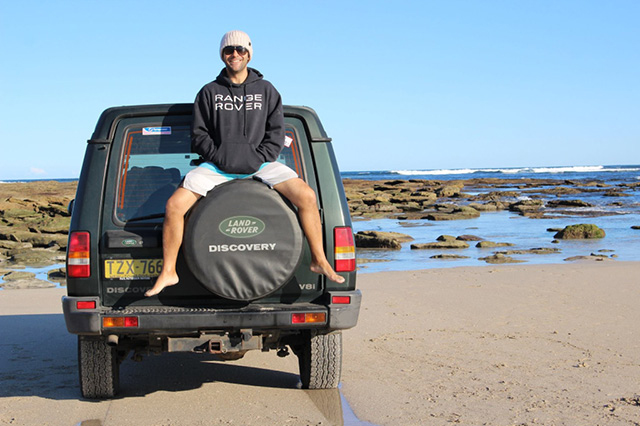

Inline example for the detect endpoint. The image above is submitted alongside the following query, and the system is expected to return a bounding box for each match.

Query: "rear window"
[115,124,304,223]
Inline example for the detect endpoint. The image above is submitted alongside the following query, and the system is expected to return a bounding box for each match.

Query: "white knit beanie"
[219,30,253,59]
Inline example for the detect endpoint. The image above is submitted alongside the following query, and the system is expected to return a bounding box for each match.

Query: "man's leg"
[145,187,201,297]
[273,178,345,284]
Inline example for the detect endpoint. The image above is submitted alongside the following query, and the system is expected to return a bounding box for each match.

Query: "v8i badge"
[219,216,265,238]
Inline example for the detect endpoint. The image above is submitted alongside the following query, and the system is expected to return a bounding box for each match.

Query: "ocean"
[342,164,640,185]
[343,165,640,273]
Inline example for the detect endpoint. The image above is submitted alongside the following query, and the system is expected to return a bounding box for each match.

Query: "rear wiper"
[126,213,166,222]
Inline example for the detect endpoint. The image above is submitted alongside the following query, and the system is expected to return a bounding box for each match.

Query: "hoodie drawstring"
[243,85,247,136]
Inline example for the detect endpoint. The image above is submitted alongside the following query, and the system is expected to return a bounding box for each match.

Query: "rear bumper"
[62,290,361,335]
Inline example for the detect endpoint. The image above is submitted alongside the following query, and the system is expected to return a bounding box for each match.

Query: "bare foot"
[145,272,179,297]
[310,261,345,284]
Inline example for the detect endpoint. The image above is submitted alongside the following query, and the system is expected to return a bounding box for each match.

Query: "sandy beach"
[343,262,640,425]
[1,261,639,425]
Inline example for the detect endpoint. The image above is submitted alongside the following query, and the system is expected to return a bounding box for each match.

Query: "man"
[145,30,344,297]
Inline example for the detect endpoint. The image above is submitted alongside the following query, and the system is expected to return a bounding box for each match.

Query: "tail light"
[103,316,139,328]
[291,312,326,324]
[334,227,356,272]
[68,231,90,278]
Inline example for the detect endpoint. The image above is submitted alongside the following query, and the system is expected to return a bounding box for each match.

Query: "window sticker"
[284,135,293,147]
[142,127,172,136]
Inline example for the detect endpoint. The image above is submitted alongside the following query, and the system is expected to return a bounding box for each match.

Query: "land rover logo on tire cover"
[219,216,265,238]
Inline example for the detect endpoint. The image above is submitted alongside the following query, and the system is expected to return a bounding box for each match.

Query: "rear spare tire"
[183,179,304,301]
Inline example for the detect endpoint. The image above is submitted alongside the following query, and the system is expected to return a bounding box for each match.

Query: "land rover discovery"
[62,103,360,398]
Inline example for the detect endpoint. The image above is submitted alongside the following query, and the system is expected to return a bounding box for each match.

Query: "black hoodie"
[191,68,285,174]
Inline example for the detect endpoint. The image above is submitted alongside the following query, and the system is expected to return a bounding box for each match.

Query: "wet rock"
[521,212,548,219]
[436,183,463,198]
[411,239,469,250]
[603,191,631,197]
[564,254,613,262]
[397,221,433,228]
[356,258,391,265]
[0,229,67,248]
[468,202,507,212]
[396,202,423,212]
[1,270,57,289]
[361,211,400,219]
[476,241,515,248]
[9,248,66,267]
[554,224,606,239]
[410,192,437,205]
[430,254,470,259]
[0,240,33,250]
[2,271,36,281]
[423,205,480,221]
[362,196,391,206]
[389,194,433,207]
[37,216,71,234]
[373,185,399,192]
[456,235,483,241]
[509,199,544,214]
[1,208,41,220]
[356,235,400,250]
[567,180,609,188]
[355,231,413,250]
[471,191,521,201]
[479,253,525,264]
[48,267,67,281]
[497,247,561,255]
[546,199,593,208]
[533,186,583,196]
[373,203,399,213]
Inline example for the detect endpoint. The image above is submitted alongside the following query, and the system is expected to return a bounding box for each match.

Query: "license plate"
[104,259,163,280]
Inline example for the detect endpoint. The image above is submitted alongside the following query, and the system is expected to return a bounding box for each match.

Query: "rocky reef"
[0,181,75,288]
[344,177,639,220]
[346,177,633,265]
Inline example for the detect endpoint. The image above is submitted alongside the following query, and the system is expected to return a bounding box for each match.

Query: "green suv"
[62,104,360,398]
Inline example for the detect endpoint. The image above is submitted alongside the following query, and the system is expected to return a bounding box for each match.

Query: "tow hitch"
[167,329,262,354]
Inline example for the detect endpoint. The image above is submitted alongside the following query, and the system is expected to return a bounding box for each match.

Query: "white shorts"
[183,162,298,197]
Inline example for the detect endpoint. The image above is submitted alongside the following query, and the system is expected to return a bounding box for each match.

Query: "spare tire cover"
[183,179,303,301]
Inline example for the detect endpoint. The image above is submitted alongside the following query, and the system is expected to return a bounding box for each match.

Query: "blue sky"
[1,0,638,180]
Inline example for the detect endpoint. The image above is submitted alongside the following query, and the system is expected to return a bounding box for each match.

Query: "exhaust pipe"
[107,334,119,347]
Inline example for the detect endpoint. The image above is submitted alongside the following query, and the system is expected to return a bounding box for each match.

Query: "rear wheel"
[78,336,120,399]
[296,331,342,389]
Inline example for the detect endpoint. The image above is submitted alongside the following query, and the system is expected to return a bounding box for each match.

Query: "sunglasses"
[223,45,249,56]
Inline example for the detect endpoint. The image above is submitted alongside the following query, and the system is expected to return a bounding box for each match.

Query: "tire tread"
[300,331,342,389]
[78,336,119,399]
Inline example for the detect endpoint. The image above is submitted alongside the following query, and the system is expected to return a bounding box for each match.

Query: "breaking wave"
[391,165,640,176]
